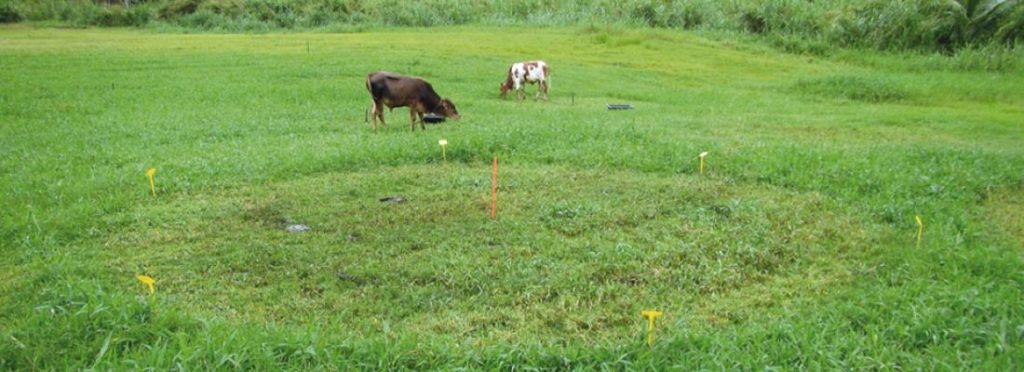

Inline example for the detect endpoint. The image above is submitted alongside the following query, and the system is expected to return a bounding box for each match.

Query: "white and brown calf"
[500,61,550,101]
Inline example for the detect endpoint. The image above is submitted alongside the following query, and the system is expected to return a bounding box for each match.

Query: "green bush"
[734,0,820,35]
[94,6,126,26]
[0,0,1021,53]
[672,2,706,29]
[823,0,1024,51]
[947,43,1022,70]
[163,0,203,18]
[124,5,155,26]
[179,8,220,29]
[630,2,658,27]
[0,2,22,23]
[992,2,1024,43]
[199,0,245,17]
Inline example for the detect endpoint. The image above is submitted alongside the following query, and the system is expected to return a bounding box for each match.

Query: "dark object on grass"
[423,113,446,124]
[379,196,406,203]
[335,271,365,285]
[607,104,634,110]
[286,224,311,232]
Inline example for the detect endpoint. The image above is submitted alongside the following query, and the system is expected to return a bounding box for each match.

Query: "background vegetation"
[1,0,1023,52]
[1,24,1022,368]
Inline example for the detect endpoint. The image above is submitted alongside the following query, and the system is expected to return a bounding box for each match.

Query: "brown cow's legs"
[371,103,378,130]
[371,101,388,130]
[409,108,418,131]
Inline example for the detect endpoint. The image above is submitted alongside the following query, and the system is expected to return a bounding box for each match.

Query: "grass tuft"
[792,75,911,103]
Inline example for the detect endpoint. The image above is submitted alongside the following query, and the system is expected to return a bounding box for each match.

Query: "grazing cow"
[366,72,460,131]
[500,61,550,101]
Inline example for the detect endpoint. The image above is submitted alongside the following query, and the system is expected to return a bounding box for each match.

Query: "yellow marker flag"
[439,139,448,161]
[699,152,708,175]
[915,215,923,247]
[146,167,157,196]
[136,275,155,294]
[641,310,664,346]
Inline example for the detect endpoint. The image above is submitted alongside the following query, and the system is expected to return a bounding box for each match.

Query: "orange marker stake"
[491,157,498,220]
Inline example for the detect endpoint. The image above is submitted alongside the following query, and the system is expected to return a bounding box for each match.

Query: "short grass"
[1,24,1022,369]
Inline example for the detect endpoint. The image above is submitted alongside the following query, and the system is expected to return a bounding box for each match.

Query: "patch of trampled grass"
[97,165,869,342]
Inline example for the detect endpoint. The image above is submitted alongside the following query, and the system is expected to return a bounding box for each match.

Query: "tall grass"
[2,0,1023,52]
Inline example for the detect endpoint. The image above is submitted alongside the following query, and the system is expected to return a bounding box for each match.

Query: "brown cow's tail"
[366,73,379,125]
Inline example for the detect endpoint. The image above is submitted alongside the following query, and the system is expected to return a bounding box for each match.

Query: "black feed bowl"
[423,114,446,124]
[607,104,635,110]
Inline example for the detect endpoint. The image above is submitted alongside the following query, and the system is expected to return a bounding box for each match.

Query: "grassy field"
[1,24,1023,368]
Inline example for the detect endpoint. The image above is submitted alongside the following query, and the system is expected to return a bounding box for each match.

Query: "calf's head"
[499,82,512,98]
[438,99,460,120]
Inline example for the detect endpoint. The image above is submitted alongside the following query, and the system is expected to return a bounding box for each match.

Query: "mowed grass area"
[1,24,1023,368]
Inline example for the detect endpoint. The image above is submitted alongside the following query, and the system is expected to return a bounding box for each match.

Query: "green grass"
[1,24,1023,369]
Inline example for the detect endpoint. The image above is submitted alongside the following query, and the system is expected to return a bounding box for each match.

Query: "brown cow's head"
[499,81,512,98]
[439,99,460,120]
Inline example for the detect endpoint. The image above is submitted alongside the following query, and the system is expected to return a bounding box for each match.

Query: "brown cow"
[366,72,460,131]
